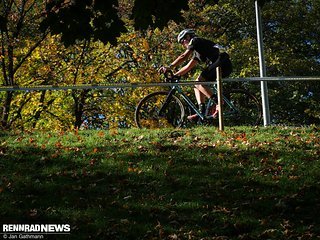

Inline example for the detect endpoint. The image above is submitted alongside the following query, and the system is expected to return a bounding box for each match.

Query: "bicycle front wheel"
[223,89,262,126]
[135,91,185,129]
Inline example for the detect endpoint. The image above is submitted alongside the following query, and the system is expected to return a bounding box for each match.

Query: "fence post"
[216,66,224,131]
[255,0,271,126]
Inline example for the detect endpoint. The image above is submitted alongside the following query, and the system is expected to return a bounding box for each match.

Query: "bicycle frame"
[159,83,240,121]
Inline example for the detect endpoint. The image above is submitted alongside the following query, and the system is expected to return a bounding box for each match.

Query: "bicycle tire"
[135,91,185,129]
[223,89,262,126]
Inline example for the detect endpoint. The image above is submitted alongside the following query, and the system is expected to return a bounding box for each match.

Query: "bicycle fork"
[158,88,177,116]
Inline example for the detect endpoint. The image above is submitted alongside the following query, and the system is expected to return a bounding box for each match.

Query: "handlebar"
[163,70,181,82]
[164,69,174,79]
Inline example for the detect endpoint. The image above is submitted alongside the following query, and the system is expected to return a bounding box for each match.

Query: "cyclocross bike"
[135,71,262,129]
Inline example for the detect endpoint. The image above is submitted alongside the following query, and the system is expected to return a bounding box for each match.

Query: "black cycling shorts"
[200,53,232,81]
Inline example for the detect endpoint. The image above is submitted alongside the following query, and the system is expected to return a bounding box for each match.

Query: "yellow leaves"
[6,24,172,130]
[142,39,150,51]
[109,129,119,136]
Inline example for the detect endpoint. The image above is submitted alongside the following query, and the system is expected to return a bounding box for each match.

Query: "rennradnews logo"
[2,224,70,234]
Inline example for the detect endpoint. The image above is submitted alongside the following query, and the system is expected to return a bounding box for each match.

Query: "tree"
[261,0,320,124]
[182,0,320,124]
[0,0,49,129]
[41,0,278,47]
[40,0,190,46]
[1,0,319,130]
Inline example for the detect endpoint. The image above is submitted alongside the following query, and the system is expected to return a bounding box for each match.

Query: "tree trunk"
[72,89,90,129]
[1,91,13,129]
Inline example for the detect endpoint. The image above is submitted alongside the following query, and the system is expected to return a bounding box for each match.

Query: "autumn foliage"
[1,0,320,130]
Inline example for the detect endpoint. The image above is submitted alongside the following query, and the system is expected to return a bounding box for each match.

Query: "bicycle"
[135,71,262,129]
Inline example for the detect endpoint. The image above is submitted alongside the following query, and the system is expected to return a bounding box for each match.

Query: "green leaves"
[0,15,7,32]
[2,0,320,130]
[41,0,189,46]
[256,0,270,7]
[131,0,189,30]
[41,0,126,46]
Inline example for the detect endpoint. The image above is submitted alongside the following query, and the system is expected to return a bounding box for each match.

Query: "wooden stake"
[216,67,224,131]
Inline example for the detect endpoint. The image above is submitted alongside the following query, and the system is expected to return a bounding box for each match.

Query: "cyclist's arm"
[175,58,198,76]
[170,49,193,68]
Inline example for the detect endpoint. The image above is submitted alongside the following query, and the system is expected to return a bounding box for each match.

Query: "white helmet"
[177,29,195,43]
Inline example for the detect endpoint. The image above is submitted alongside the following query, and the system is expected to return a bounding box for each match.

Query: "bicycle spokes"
[135,91,185,129]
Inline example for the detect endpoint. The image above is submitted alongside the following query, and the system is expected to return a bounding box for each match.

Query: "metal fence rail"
[1,75,320,130]
[1,76,320,92]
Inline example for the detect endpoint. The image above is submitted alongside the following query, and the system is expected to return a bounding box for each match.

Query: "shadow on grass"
[1,133,320,239]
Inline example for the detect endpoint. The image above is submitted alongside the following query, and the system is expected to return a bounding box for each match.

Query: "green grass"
[1,126,320,239]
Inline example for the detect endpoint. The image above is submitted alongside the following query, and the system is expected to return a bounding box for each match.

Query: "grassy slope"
[0,126,320,239]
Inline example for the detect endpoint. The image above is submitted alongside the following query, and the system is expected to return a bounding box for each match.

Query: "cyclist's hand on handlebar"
[158,66,181,81]
[172,74,181,81]
[158,66,169,74]
[165,72,181,82]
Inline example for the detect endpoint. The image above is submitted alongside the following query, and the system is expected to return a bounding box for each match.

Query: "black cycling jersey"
[187,37,232,80]
[187,37,220,64]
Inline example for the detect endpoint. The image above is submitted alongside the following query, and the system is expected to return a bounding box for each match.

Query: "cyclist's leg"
[198,69,216,98]
[194,85,205,105]
[188,75,208,121]
[195,76,214,99]
[199,69,219,118]
[191,74,208,105]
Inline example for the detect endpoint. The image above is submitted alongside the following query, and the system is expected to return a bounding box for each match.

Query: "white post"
[255,0,271,126]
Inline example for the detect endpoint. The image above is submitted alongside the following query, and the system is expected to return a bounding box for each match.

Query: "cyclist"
[159,29,232,121]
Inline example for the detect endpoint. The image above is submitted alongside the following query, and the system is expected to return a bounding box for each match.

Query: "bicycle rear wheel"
[135,91,185,129]
[223,89,262,126]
